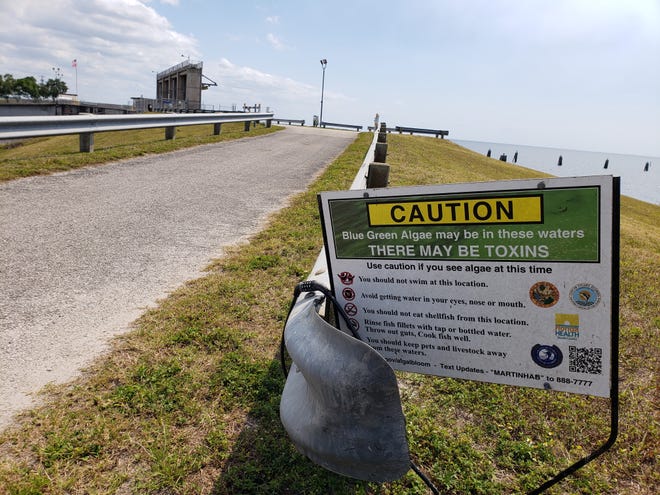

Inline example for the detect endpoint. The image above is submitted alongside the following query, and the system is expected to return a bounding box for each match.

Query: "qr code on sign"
[569,346,603,374]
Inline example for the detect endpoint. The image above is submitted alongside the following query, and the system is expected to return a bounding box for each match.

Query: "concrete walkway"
[0,126,356,430]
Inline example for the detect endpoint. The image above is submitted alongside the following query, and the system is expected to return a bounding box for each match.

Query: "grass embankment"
[0,134,657,494]
[0,122,280,181]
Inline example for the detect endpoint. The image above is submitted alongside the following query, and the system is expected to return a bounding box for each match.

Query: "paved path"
[0,126,355,430]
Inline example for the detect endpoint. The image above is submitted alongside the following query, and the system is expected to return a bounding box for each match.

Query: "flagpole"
[72,59,78,96]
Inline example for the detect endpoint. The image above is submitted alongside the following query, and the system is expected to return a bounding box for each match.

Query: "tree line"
[1,73,68,101]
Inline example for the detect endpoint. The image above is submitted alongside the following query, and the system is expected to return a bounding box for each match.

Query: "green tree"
[39,78,68,100]
[14,76,40,99]
[0,73,16,99]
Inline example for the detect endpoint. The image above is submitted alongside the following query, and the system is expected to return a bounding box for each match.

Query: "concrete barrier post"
[374,142,388,163]
[79,132,94,153]
[366,162,390,188]
[165,126,176,140]
[213,123,222,135]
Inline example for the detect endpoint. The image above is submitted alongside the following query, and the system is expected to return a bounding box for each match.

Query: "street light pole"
[319,59,327,126]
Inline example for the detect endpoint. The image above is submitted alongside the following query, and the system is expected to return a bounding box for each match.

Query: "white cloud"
[0,1,353,116]
[202,58,355,116]
[266,33,285,51]
[0,0,198,102]
[213,58,316,99]
[145,0,179,5]
[265,15,280,24]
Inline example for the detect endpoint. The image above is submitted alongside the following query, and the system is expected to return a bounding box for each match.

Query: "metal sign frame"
[528,177,619,493]
[317,176,620,493]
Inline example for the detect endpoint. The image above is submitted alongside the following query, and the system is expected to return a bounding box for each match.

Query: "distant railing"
[320,121,363,131]
[0,112,274,152]
[367,126,449,138]
[273,118,306,126]
[394,126,448,138]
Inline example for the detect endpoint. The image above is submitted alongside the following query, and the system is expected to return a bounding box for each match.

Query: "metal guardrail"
[0,112,275,152]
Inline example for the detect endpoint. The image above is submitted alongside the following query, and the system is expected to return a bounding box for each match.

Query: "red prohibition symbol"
[344,302,358,317]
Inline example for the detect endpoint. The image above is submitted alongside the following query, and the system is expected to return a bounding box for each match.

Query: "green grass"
[0,121,280,181]
[0,134,657,494]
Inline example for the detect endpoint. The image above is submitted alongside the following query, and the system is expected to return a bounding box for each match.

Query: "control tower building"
[156,60,203,111]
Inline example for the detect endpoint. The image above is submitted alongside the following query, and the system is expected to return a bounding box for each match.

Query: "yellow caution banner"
[367,196,543,226]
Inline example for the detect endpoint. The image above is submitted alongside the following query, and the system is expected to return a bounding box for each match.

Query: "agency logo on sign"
[531,344,563,368]
[570,284,601,309]
[529,281,559,308]
[555,314,579,340]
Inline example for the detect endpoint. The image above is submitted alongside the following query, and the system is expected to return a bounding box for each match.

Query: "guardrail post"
[165,126,176,140]
[366,163,389,188]
[244,121,251,131]
[266,119,272,128]
[213,123,222,135]
[79,132,94,153]
[367,122,390,188]
[374,142,387,163]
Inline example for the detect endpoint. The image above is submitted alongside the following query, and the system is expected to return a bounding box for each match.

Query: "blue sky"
[1,0,659,156]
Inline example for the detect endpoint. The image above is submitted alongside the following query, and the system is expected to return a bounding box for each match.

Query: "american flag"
[72,59,77,68]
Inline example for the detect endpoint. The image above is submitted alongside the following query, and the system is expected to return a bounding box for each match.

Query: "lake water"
[453,140,659,205]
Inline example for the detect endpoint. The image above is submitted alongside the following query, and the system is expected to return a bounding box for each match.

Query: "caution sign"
[319,176,619,398]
